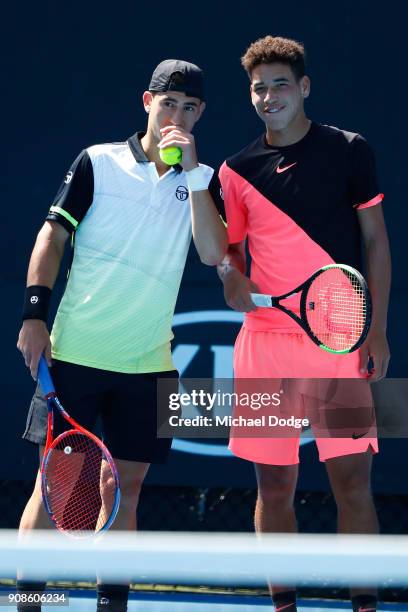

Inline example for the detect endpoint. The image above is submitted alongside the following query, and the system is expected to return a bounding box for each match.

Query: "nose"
[171,106,185,127]
[264,87,278,104]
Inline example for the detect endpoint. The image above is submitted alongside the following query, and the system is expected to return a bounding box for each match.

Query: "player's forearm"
[26,224,66,288]
[364,234,391,332]
[217,245,246,282]
[190,190,228,266]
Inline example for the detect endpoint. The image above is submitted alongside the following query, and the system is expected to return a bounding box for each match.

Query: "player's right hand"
[223,268,259,312]
[17,320,52,380]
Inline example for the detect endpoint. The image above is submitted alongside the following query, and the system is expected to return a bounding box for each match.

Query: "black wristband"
[22,285,52,322]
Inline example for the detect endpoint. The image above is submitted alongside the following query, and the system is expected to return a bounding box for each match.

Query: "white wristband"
[185,166,210,192]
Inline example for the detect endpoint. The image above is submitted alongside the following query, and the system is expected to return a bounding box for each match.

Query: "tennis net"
[0,530,407,587]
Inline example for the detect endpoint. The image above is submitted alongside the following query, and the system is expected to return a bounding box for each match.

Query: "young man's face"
[143,90,205,141]
[250,62,310,132]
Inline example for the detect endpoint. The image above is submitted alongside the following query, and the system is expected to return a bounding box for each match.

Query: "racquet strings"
[43,431,117,535]
[305,267,368,351]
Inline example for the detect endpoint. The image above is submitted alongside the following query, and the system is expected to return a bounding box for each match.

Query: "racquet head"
[41,427,120,538]
[300,264,372,354]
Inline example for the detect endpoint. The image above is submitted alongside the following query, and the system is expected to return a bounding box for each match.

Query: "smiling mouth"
[264,106,285,114]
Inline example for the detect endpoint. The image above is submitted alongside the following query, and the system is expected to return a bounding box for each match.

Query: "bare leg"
[107,458,149,531]
[254,463,298,598]
[95,459,150,610]
[19,448,50,532]
[326,451,379,600]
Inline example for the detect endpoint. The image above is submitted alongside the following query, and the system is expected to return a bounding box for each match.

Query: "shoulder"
[223,135,264,171]
[85,141,129,162]
[314,122,366,147]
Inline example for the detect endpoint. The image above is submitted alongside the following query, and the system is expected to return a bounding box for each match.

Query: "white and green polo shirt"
[47,132,214,373]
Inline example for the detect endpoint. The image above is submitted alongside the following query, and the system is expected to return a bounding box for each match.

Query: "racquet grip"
[38,355,55,397]
[250,293,274,308]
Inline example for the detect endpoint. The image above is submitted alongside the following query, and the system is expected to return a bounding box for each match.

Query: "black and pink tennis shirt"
[216,122,383,331]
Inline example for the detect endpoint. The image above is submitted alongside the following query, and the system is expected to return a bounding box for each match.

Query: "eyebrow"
[163,96,199,107]
[252,78,290,87]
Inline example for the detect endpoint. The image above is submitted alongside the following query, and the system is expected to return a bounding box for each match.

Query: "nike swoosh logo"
[276,162,297,174]
[352,432,368,439]
[275,604,295,612]
[358,607,376,612]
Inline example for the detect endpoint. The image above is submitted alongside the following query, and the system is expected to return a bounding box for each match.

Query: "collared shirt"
[47,132,214,373]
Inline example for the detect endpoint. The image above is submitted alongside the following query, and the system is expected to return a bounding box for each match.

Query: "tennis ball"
[159,146,182,165]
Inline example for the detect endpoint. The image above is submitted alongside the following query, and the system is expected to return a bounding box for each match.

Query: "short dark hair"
[241,35,306,81]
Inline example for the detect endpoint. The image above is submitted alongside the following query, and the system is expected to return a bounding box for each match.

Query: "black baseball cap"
[149,59,204,101]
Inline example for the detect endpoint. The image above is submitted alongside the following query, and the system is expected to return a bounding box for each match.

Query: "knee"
[258,484,294,508]
[99,471,143,515]
[257,469,297,507]
[333,473,372,508]
[115,475,144,508]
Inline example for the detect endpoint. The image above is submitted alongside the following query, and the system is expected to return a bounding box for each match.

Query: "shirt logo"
[276,162,297,174]
[352,432,368,439]
[64,171,73,184]
[176,185,189,201]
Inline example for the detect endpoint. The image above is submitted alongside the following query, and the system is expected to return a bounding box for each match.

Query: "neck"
[266,114,311,147]
[140,131,169,176]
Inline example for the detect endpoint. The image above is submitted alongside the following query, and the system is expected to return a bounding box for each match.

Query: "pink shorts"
[229,327,378,465]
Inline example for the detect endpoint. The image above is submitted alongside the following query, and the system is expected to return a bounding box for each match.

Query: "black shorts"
[23,359,179,464]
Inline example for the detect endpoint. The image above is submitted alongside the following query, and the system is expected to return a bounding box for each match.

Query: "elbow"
[199,243,228,267]
[199,253,224,267]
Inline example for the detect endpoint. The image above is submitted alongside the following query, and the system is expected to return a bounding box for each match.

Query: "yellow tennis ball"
[159,146,182,165]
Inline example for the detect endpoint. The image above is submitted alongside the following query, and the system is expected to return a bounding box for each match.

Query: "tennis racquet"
[38,356,120,537]
[250,264,371,354]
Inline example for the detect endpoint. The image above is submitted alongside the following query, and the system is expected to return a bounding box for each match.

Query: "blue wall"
[3,0,407,492]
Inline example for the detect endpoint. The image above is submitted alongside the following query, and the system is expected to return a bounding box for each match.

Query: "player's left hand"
[158,126,198,172]
[359,328,390,381]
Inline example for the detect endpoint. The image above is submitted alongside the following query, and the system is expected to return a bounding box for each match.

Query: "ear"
[143,91,153,113]
[300,76,311,98]
[250,83,256,106]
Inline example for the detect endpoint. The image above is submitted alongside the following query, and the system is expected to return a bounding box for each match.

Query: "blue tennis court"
[72,591,408,611]
[1,588,407,611]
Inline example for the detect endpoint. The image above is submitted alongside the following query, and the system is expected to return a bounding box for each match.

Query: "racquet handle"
[38,355,55,397]
[250,293,274,308]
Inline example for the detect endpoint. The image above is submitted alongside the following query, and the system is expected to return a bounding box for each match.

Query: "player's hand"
[17,320,52,380]
[223,268,259,312]
[158,126,198,172]
[359,328,390,382]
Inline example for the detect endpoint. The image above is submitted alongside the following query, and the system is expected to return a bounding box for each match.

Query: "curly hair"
[241,35,306,81]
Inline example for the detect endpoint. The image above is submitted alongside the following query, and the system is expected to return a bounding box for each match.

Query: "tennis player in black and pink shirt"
[216,35,391,612]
